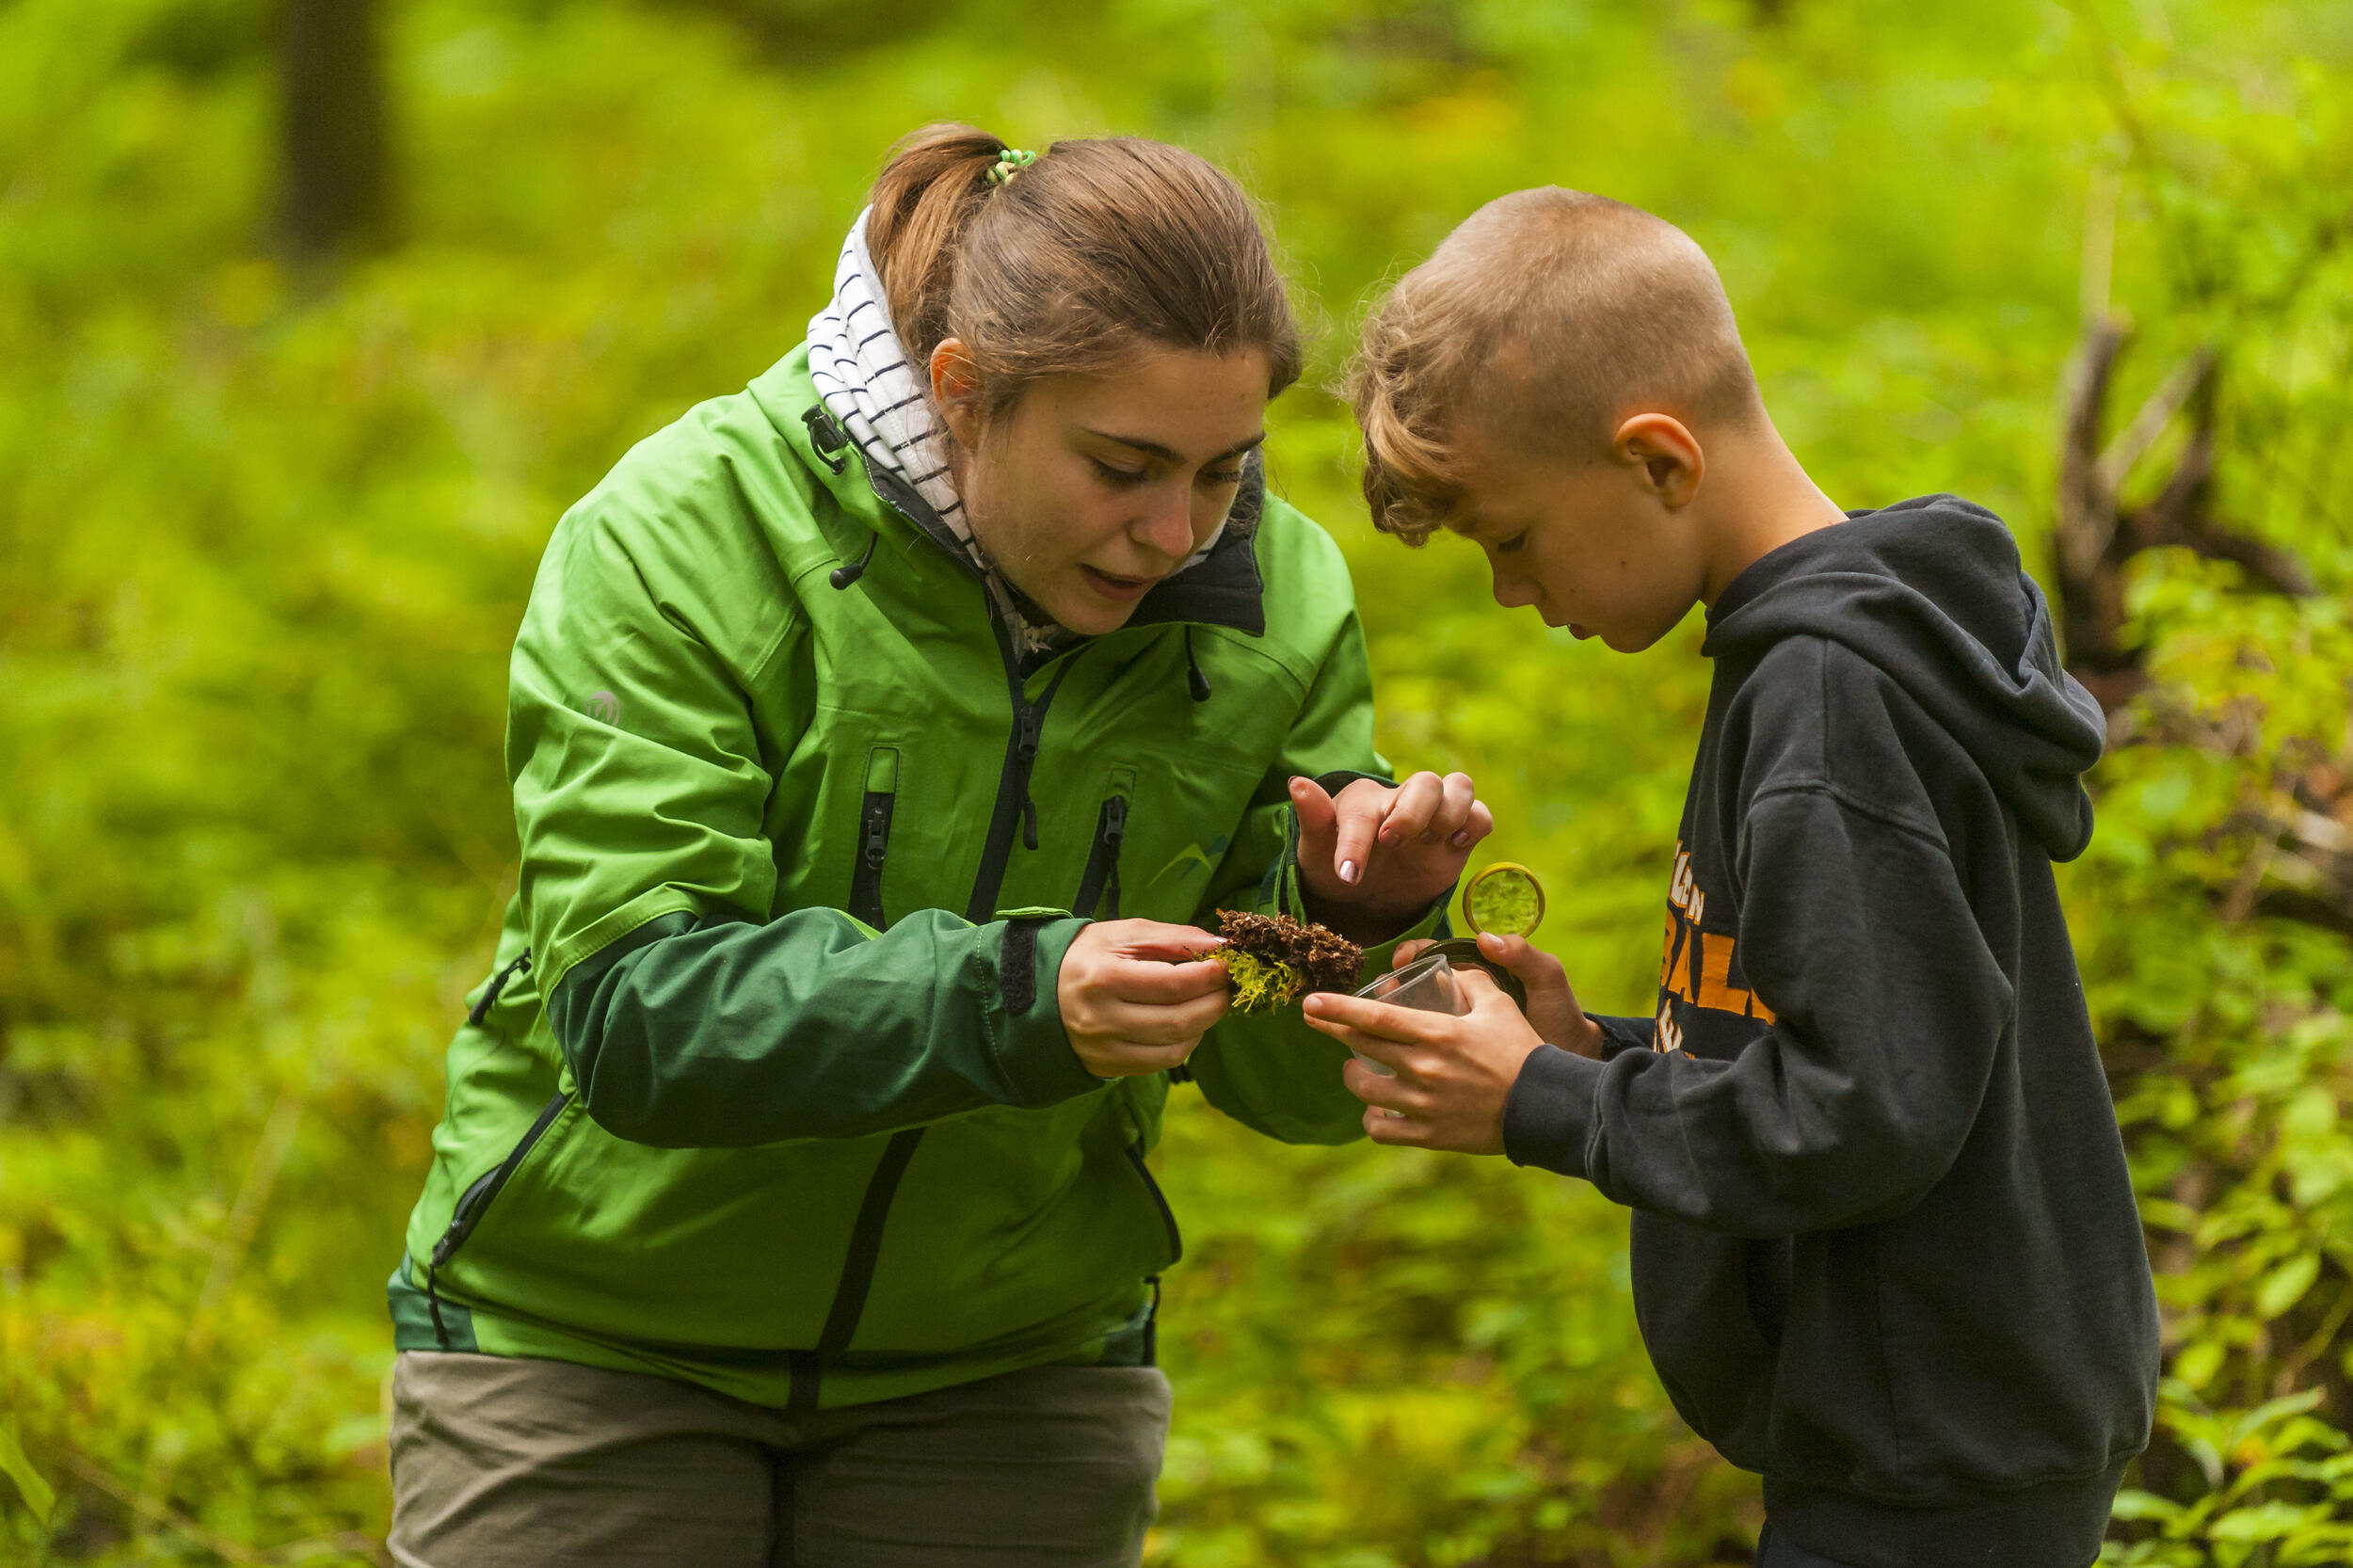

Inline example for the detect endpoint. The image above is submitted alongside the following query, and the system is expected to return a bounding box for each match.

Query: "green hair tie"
[985,148,1038,188]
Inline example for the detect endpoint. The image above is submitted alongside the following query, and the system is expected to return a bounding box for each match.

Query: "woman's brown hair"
[864,124,1301,416]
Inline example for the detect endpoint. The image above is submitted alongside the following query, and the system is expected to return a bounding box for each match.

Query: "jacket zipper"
[847,746,900,931]
[806,623,1080,1413]
[1124,1141,1184,1267]
[465,949,533,1029]
[424,1090,569,1348]
[962,622,1077,922]
[1073,795,1128,920]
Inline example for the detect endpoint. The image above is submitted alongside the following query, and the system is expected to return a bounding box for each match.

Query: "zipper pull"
[862,798,890,869]
[1016,705,1044,761]
[1103,796,1127,850]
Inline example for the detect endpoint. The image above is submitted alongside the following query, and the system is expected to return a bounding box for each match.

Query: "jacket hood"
[1703,495,2105,860]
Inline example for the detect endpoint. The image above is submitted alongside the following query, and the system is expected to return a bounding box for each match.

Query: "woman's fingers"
[1081,1039,1200,1078]
[1376,772,1443,845]
[1060,920,1232,1077]
[1104,920,1226,964]
[1431,773,1485,846]
[1422,772,1476,843]
[1325,777,1386,887]
[1114,955,1233,1004]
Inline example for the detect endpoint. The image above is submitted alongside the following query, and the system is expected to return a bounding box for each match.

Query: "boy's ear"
[930,338,985,451]
[1612,413,1704,509]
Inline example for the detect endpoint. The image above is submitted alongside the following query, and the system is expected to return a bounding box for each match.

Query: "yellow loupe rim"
[1463,860,1545,937]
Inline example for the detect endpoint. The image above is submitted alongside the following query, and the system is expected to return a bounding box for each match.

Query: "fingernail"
[1450,829,1473,848]
[1339,859,1359,884]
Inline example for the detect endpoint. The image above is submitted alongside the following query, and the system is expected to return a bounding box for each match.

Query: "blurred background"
[4,0,2352,1562]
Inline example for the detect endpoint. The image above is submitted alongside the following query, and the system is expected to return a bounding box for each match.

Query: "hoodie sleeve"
[1501,641,2017,1236]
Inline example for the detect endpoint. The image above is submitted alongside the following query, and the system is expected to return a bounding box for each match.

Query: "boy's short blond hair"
[1348,188,1761,541]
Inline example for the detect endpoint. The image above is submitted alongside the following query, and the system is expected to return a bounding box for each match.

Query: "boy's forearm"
[1505,791,2009,1235]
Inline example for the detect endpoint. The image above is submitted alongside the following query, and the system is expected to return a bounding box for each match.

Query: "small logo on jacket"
[1148,835,1230,888]
[584,690,620,725]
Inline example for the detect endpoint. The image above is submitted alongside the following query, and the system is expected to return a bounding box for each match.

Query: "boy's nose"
[1489,568,1540,611]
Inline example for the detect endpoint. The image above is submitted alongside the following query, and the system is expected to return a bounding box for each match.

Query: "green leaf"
[0,1427,54,1526]
[2111,1488,2188,1525]
[2209,1499,2325,1541]
[2257,1255,2325,1320]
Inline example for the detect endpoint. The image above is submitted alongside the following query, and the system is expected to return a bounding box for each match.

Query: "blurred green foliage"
[3,1,2351,1563]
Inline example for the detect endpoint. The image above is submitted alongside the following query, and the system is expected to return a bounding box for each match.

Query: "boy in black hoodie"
[1312,189,2159,1568]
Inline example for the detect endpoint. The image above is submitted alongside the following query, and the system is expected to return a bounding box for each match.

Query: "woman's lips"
[1081,565,1158,601]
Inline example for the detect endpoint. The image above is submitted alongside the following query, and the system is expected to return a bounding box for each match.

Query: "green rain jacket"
[389,344,1435,1411]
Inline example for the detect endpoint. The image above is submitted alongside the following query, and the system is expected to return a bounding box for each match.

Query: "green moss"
[1219,949,1304,1013]
[1468,869,1542,936]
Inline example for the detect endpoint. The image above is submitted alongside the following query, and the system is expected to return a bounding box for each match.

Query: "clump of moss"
[1218,947,1303,1013]
[1214,911,1364,1014]
[1468,872,1539,936]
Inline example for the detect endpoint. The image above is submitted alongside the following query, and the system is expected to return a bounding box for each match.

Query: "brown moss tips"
[1214,911,1365,1012]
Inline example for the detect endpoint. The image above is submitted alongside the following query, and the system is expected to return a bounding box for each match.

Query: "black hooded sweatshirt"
[1503,497,2159,1568]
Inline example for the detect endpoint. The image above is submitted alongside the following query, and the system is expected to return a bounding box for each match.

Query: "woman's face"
[933,342,1272,636]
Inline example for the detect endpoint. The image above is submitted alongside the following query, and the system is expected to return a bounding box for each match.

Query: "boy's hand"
[1393,934,1606,1059]
[1290,773,1494,941]
[1303,968,1546,1153]
[1058,920,1230,1079]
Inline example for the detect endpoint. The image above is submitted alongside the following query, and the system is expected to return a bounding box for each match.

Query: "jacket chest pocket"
[1073,767,1136,920]
[847,744,898,930]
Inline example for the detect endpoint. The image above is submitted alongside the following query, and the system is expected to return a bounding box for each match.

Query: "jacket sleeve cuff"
[985,917,1104,1104]
[1590,1014,1655,1060]
[1502,1044,1607,1177]
[1349,894,1449,985]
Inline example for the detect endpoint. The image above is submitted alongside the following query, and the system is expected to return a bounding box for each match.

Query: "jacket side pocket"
[423,1092,571,1349]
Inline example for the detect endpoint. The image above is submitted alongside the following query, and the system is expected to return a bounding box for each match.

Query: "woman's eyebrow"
[1080,428,1268,463]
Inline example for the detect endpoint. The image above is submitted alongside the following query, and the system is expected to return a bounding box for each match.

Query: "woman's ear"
[1612,412,1704,509]
[930,338,985,452]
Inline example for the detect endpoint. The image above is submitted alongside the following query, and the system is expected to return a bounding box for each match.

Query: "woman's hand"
[1290,773,1494,942]
[1057,920,1231,1078]
[1392,934,1605,1058]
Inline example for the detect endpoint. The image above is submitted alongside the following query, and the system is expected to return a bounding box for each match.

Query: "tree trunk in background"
[280,0,390,262]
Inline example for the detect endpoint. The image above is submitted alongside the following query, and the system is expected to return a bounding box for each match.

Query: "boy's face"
[1447,426,1708,653]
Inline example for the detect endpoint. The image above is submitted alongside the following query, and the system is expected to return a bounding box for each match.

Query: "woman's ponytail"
[864,124,1005,371]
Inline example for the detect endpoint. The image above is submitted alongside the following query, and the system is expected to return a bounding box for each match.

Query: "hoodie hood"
[1703,494,2105,860]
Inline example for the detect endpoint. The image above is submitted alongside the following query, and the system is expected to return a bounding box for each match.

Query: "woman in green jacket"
[386,125,1490,1567]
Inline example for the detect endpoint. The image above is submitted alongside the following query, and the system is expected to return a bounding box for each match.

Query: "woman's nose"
[1132,487,1197,564]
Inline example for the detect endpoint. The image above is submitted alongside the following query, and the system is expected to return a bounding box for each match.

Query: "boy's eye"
[1199,468,1244,488]
[1495,531,1529,554]
[1092,459,1147,486]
